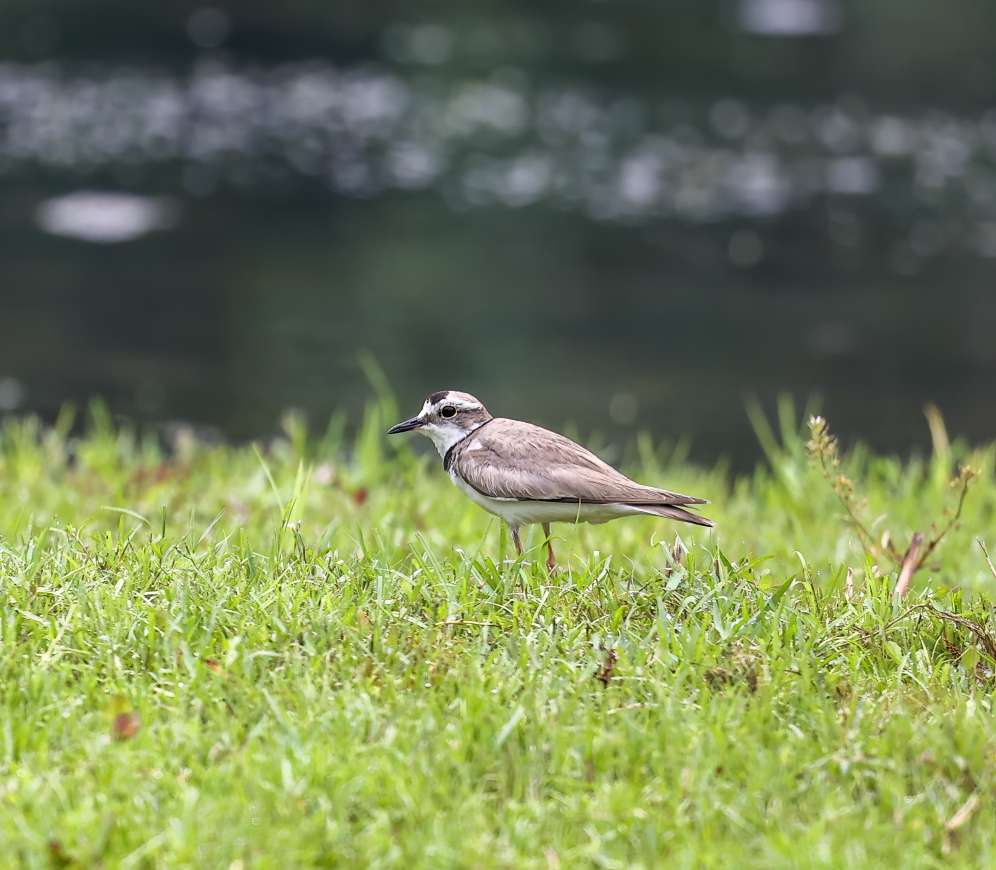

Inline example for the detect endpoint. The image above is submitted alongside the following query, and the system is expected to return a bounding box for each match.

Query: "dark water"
[2,3,996,464]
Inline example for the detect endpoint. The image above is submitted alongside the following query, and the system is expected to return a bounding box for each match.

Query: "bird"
[387,390,712,570]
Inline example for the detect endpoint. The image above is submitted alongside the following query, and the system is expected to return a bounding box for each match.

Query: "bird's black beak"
[387,415,425,435]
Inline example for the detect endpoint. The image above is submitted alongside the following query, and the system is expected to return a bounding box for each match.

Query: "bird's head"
[387,389,492,456]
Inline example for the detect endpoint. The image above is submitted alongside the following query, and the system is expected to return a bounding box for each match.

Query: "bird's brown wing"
[453,418,707,505]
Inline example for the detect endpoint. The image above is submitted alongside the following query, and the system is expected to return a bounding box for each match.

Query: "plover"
[388,390,712,569]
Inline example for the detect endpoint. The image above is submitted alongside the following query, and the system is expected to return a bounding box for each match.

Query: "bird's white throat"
[418,420,472,458]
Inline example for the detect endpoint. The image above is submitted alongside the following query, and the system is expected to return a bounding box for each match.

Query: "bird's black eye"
[440,405,457,419]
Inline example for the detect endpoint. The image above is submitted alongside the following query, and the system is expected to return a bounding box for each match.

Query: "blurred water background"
[3,1,996,464]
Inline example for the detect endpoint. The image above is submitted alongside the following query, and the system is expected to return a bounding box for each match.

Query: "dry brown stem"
[808,414,977,594]
[894,533,924,599]
[978,539,996,580]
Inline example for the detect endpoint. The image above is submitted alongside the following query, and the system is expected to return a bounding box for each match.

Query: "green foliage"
[1,408,995,867]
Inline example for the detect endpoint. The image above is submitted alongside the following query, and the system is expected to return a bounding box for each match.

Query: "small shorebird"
[387,390,712,569]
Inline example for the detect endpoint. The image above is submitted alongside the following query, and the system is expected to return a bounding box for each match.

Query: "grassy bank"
[1,402,995,868]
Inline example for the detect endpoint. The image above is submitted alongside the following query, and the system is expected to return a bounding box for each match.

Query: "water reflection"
[738,0,842,36]
[36,191,176,242]
[3,61,996,264]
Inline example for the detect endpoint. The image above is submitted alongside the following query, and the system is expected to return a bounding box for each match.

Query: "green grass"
[2,401,996,868]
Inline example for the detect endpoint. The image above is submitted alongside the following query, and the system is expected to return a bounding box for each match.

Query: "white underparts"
[449,469,649,528]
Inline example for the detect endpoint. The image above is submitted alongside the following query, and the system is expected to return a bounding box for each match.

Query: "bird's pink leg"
[542,522,557,571]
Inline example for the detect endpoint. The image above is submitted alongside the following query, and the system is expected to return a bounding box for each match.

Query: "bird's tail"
[631,503,714,528]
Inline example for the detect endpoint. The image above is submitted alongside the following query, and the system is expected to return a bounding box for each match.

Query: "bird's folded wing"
[454,419,706,505]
